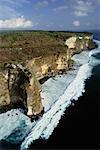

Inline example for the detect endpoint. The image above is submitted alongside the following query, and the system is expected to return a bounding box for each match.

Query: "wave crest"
[21,63,92,150]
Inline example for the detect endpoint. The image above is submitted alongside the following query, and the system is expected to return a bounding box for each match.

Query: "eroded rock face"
[0,34,97,118]
[65,36,77,49]
[0,72,10,110]
[65,35,96,51]
[26,35,96,82]
[26,70,43,117]
[26,52,70,81]
[0,64,43,118]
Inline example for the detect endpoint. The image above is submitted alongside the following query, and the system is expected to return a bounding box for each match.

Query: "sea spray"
[21,64,92,150]
[0,109,32,144]
[21,40,100,149]
[0,40,99,149]
[89,40,100,66]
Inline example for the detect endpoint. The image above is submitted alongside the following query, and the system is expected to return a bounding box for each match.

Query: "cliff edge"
[0,31,97,118]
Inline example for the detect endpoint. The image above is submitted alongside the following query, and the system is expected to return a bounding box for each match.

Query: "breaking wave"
[0,40,100,150]
[21,64,92,150]
[21,40,100,150]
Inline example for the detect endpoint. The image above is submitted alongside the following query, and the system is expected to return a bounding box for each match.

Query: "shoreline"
[21,39,100,149]
[21,44,94,149]
[0,38,99,149]
[41,48,90,112]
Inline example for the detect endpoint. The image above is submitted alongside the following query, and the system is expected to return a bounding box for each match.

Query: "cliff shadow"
[9,70,28,111]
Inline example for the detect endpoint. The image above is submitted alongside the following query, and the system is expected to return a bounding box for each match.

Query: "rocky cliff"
[0,31,97,118]
[26,33,96,81]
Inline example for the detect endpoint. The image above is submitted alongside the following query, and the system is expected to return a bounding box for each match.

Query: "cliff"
[0,31,97,118]
[26,33,96,81]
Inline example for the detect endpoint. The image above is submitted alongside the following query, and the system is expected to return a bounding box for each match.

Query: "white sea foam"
[21,40,100,150]
[21,63,92,150]
[0,40,99,150]
[89,40,100,57]
[89,40,100,66]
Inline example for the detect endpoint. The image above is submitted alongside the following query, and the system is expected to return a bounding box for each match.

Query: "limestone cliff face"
[26,52,70,80]
[65,35,96,52]
[26,68,43,117]
[26,34,96,81]
[0,65,43,118]
[0,33,96,118]
[0,72,10,108]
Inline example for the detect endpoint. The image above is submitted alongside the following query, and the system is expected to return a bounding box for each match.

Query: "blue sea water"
[28,32,100,150]
[92,30,100,40]
[0,30,100,150]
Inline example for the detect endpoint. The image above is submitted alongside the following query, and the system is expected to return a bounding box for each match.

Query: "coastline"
[0,38,99,149]
[21,42,95,149]
[21,39,100,149]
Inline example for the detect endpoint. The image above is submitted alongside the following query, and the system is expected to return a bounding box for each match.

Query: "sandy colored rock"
[65,36,77,49]
[26,69,43,117]
[0,32,97,118]
[0,72,10,110]
[26,52,69,80]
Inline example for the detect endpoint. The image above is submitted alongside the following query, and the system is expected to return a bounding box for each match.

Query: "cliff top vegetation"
[0,31,92,70]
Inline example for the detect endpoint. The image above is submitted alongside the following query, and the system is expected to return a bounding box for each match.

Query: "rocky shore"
[0,31,97,118]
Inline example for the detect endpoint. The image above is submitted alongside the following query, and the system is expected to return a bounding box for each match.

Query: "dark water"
[0,32,100,150]
[29,68,99,149]
[28,31,100,150]
[92,30,100,41]
[0,72,99,150]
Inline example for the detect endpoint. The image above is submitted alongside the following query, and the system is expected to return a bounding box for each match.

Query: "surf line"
[21,62,92,150]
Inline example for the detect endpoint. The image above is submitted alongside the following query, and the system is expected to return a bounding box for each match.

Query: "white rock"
[65,36,77,49]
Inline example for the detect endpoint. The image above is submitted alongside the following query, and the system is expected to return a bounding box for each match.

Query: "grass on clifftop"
[0,31,92,71]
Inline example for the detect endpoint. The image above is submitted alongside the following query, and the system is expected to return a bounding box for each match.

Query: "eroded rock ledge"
[0,32,97,118]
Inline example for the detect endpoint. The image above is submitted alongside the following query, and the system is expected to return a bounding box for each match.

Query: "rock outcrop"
[0,72,10,109]
[0,64,44,118]
[26,33,96,81]
[0,32,97,118]
[26,52,70,80]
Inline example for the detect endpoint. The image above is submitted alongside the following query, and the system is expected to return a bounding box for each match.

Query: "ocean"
[0,31,99,150]
[29,38,99,149]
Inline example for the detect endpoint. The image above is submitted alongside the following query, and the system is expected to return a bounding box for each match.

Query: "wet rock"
[0,34,97,118]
